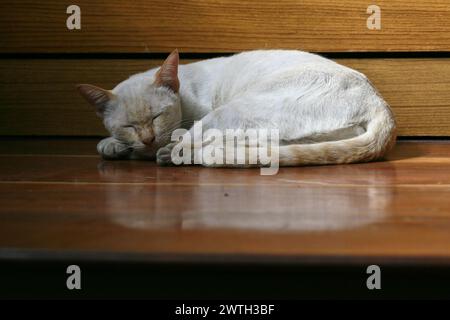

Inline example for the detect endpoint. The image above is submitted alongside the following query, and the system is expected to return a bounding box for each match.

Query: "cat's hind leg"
[156,105,241,166]
[156,105,278,168]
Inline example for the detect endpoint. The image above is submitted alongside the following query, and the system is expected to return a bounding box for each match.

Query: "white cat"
[77,49,396,167]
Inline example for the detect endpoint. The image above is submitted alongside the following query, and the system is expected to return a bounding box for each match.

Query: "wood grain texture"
[0,59,163,136]
[1,58,450,136]
[0,137,98,155]
[1,140,450,264]
[1,0,450,53]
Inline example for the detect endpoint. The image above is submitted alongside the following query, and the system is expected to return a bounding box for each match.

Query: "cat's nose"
[142,136,155,146]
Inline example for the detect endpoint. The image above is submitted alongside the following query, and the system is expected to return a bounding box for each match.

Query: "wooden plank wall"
[0,1,450,136]
[2,0,450,52]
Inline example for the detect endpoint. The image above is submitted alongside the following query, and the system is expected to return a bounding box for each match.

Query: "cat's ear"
[155,49,180,93]
[77,84,115,117]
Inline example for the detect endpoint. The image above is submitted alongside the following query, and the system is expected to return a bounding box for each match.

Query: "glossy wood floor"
[1,138,450,265]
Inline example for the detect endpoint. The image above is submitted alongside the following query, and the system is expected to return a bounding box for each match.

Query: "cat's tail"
[278,109,397,166]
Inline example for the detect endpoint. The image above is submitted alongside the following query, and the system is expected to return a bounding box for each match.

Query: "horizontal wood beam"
[1,58,450,136]
[1,0,450,53]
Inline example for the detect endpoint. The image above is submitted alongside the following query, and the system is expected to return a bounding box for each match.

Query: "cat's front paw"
[97,137,132,160]
[156,143,177,166]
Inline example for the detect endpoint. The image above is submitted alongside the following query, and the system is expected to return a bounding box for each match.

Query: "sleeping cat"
[77,49,396,167]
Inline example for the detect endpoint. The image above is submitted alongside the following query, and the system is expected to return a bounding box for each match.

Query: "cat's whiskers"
[157,118,196,141]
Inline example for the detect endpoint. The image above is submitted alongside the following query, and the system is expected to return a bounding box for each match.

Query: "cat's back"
[211,50,362,102]
[222,50,350,78]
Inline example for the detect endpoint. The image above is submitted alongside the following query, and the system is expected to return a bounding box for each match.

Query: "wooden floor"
[1,139,450,265]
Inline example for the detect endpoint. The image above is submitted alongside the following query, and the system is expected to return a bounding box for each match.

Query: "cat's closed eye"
[152,112,163,121]
[121,125,137,133]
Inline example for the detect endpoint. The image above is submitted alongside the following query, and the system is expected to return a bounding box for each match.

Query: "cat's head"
[77,50,182,156]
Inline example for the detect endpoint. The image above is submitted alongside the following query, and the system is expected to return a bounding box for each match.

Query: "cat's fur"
[77,49,396,167]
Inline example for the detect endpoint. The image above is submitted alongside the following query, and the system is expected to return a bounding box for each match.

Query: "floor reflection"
[98,161,396,232]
